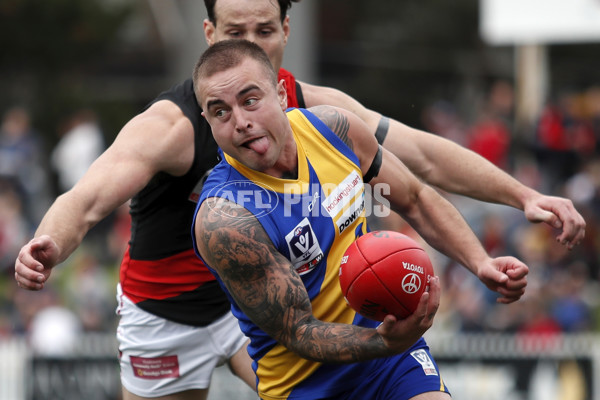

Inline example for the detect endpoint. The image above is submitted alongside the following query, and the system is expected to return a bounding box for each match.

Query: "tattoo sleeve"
[196,198,393,363]
[310,106,353,151]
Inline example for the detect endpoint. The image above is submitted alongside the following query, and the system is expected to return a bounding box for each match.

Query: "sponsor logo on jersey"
[307,191,320,213]
[285,218,324,275]
[323,171,363,217]
[336,196,365,234]
[281,183,324,218]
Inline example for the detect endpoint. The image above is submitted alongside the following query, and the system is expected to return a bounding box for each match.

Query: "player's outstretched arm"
[14,100,195,290]
[195,198,439,363]
[312,104,530,303]
[375,146,530,303]
[383,123,585,249]
[299,81,585,249]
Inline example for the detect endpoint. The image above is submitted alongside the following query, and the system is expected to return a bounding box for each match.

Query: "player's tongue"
[246,136,269,154]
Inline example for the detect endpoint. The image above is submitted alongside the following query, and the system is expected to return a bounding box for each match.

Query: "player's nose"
[232,108,252,132]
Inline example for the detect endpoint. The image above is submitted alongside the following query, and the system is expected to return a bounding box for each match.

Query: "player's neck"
[279,167,298,180]
[268,133,298,179]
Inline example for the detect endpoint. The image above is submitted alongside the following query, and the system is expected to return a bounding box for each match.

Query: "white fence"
[426,332,600,400]
[1,333,598,400]
[0,338,27,400]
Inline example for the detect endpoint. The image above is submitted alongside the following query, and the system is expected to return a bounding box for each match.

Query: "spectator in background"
[62,248,118,332]
[420,100,467,147]
[51,109,105,193]
[0,107,40,183]
[467,115,511,170]
[0,179,29,271]
[466,81,514,171]
[0,106,50,227]
[486,80,516,128]
[548,261,593,332]
[584,86,600,154]
[50,109,113,260]
[535,90,596,191]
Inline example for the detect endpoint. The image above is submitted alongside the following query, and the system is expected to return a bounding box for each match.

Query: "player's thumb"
[377,315,397,336]
[484,267,509,285]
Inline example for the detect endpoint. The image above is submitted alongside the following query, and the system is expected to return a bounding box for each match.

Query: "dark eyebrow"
[205,85,261,113]
[206,99,225,112]
[225,20,277,29]
[238,84,260,99]
[257,21,277,28]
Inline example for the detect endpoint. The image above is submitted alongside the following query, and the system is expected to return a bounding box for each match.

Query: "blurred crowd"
[0,80,599,354]
[0,106,127,353]
[417,81,600,335]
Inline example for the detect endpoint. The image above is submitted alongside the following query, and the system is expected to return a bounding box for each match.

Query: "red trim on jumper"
[119,246,216,304]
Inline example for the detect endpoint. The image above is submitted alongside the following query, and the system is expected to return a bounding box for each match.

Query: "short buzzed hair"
[204,0,301,25]
[193,40,278,105]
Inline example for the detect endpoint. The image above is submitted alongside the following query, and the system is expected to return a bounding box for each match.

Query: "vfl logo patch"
[285,218,323,275]
[410,349,438,376]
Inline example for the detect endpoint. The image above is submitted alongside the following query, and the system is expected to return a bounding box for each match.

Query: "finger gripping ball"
[339,230,434,322]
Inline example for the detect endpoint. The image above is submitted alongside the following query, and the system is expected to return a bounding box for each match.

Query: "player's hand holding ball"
[339,231,435,321]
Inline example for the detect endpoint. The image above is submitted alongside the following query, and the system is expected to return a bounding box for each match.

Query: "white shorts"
[116,284,248,397]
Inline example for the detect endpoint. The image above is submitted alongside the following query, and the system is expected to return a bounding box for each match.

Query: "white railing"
[0,338,28,400]
[425,332,600,400]
[1,333,598,400]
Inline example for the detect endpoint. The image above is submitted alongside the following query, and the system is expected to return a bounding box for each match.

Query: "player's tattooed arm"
[196,197,399,363]
[310,105,353,151]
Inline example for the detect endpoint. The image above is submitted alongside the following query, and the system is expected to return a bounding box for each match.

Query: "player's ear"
[282,15,290,46]
[203,19,215,46]
[277,79,288,110]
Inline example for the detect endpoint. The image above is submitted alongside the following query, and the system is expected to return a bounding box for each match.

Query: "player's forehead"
[214,0,281,27]
[202,59,271,103]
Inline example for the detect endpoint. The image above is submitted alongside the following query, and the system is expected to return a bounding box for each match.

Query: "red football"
[339,230,434,322]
